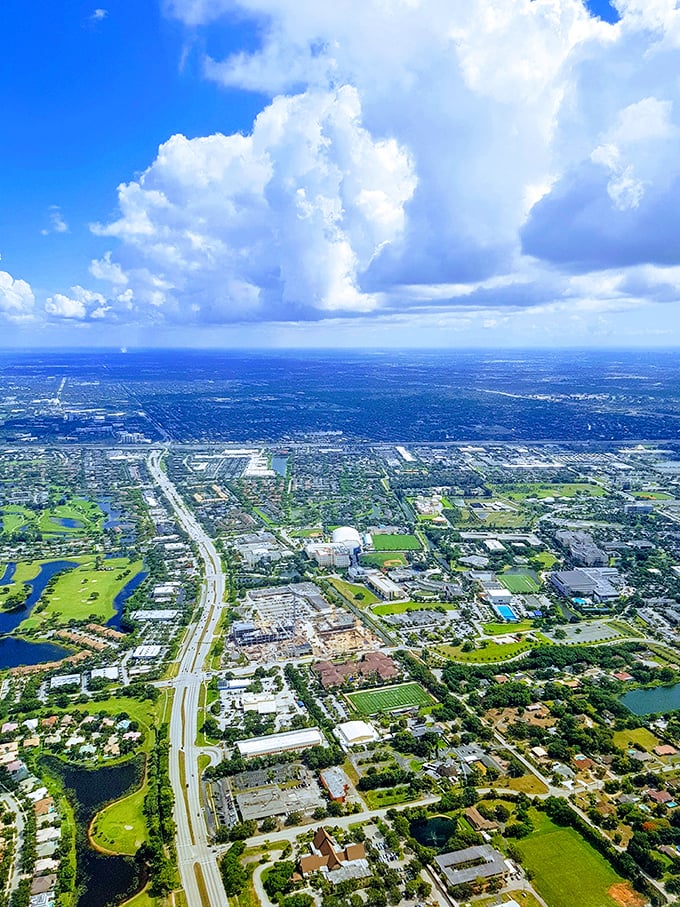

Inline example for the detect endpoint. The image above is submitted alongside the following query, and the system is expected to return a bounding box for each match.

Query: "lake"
[620,683,680,716]
[107,570,148,630]
[41,755,146,907]
[0,560,79,634]
[0,636,72,670]
[410,815,457,849]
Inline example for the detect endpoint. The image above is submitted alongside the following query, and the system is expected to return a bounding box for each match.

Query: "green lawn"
[363,785,414,808]
[91,783,147,855]
[372,533,421,551]
[0,506,33,534]
[438,640,533,663]
[499,482,606,500]
[346,682,433,715]
[21,557,143,628]
[612,727,660,752]
[360,552,407,568]
[482,620,534,635]
[532,551,558,569]
[631,491,672,500]
[499,572,540,594]
[373,601,457,615]
[513,809,631,907]
[327,577,379,605]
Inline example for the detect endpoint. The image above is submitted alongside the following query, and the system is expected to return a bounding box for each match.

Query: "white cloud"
[80,0,680,335]
[0,268,35,320]
[45,286,107,320]
[91,86,415,321]
[91,8,108,21]
[41,206,69,235]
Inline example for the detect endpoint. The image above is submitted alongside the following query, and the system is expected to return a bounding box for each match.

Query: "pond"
[0,636,72,670]
[97,499,124,530]
[41,755,147,907]
[620,683,680,716]
[107,570,148,630]
[410,815,458,849]
[272,456,288,477]
[0,560,79,634]
[49,517,84,529]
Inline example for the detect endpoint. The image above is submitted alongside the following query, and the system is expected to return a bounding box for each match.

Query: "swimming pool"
[494,603,518,621]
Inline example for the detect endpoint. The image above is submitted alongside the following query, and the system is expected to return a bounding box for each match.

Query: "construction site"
[227,582,380,663]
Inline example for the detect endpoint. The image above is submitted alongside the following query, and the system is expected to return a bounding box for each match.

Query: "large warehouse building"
[235,728,324,758]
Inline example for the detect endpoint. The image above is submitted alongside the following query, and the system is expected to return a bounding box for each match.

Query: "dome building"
[331,527,362,551]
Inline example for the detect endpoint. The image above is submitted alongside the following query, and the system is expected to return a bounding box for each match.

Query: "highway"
[147,450,226,907]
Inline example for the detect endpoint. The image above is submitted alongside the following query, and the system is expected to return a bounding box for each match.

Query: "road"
[148,450,226,907]
[0,788,25,899]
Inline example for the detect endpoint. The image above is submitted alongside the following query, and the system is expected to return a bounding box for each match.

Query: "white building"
[236,728,323,758]
[336,720,380,748]
[365,571,404,601]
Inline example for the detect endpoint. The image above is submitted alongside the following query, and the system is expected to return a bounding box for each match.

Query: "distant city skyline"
[2,0,680,348]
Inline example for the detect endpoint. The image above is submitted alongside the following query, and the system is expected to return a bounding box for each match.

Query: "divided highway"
[148,450,226,907]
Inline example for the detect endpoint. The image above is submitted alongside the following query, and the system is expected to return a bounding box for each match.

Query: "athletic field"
[499,572,540,594]
[347,682,433,715]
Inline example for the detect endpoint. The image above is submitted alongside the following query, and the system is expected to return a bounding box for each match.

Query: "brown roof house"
[299,828,370,883]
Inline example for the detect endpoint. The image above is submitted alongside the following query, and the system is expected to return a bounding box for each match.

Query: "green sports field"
[372,533,421,551]
[499,572,540,594]
[346,682,433,715]
[514,809,634,907]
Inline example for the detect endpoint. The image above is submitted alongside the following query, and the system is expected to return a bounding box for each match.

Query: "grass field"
[347,682,433,715]
[631,491,672,500]
[482,620,534,635]
[438,640,532,663]
[499,572,540,594]
[372,533,421,551]
[373,601,457,615]
[0,506,33,534]
[514,809,633,907]
[91,783,147,855]
[362,785,414,808]
[327,576,379,606]
[360,552,407,568]
[1,498,105,537]
[612,727,660,752]
[532,551,559,569]
[21,557,143,628]
[499,482,606,500]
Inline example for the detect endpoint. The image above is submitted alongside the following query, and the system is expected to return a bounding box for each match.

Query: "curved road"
[148,450,226,907]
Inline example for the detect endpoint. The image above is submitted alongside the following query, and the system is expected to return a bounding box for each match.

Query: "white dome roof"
[331,526,362,548]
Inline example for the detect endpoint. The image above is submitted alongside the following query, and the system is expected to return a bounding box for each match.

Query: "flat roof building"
[235,728,323,758]
[336,720,380,748]
[435,844,508,887]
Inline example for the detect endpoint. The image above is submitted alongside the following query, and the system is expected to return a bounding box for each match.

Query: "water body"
[410,816,457,849]
[50,517,84,529]
[620,683,680,716]
[41,756,146,907]
[0,560,78,634]
[0,636,72,669]
[107,571,148,630]
[0,563,16,585]
[272,455,288,477]
[97,499,123,530]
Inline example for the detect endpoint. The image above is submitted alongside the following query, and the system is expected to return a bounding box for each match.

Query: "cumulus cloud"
[0,267,35,321]
[85,0,680,330]
[91,86,415,321]
[45,285,107,320]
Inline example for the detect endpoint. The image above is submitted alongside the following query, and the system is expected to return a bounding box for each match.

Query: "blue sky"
[1,0,680,347]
